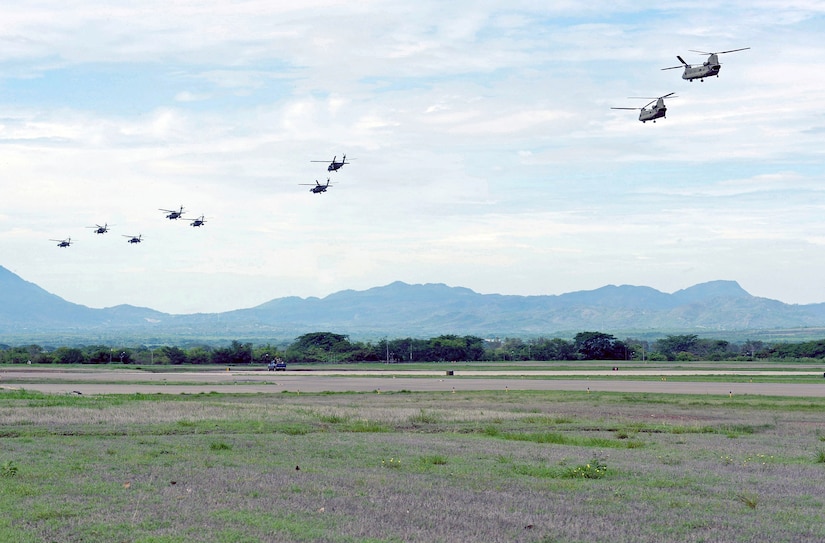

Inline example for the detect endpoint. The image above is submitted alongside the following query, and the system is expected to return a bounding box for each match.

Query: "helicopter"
[87,223,112,234]
[311,154,350,172]
[50,237,73,248]
[662,48,750,82]
[188,215,207,227]
[611,92,676,123]
[301,179,332,194]
[123,234,143,244]
[160,206,185,220]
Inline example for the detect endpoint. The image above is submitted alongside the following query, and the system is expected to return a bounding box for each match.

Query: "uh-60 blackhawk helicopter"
[662,47,750,82]
[611,92,676,123]
[300,178,332,193]
[311,154,350,172]
[188,215,207,227]
[87,223,112,234]
[160,206,185,220]
[50,237,73,248]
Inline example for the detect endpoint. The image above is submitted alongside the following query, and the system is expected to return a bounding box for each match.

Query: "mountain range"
[3,264,825,345]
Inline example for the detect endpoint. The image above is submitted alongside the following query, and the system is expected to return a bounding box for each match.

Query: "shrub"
[736,492,758,509]
[1,460,18,478]
[565,457,607,479]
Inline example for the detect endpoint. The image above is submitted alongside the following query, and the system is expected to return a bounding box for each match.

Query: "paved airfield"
[2,368,825,397]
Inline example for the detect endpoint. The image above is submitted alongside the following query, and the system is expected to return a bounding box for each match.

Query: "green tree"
[186,346,213,365]
[54,347,85,365]
[286,333,355,363]
[161,346,188,365]
[654,334,699,360]
[530,337,576,360]
[212,341,253,365]
[574,331,627,360]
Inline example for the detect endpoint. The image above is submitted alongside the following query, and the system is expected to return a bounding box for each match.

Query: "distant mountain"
[0,266,167,333]
[3,264,825,344]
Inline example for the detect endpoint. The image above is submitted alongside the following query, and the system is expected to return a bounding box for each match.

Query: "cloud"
[2,2,825,312]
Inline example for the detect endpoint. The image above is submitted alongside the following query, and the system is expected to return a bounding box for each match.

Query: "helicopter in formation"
[612,92,676,123]
[301,179,332,194]
[662,47,750,82]
[88,223,112,234]
[51,237,73,248]
[188,215,207,227]
[160,206,185,220]
[311,155,349,172]
[52,206,205,251]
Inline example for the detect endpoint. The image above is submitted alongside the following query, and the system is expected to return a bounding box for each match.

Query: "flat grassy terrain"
[2,388,825,542]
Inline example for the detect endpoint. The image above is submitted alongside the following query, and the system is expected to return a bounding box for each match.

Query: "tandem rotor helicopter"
[301,179,332,194]
[662,47,750,82]
[611,92,676,123]
[311,155,350,172]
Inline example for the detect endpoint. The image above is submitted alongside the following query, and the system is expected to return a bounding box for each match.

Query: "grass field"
[2,385,825,542]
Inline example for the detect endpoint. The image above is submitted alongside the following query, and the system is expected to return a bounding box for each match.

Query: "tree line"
[4,332,825,364]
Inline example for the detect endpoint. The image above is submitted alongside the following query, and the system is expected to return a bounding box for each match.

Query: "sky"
[2,1,825,314]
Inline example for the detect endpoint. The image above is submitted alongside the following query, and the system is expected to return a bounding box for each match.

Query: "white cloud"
[2,1,825,313]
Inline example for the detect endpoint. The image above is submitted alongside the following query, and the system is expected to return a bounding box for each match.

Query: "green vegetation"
[7,331,825,365]
[1,388,825,542]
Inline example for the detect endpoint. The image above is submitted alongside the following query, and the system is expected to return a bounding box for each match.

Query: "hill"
[3,265,825,344]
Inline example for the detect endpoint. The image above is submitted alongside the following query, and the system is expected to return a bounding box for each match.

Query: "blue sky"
[2,1,825,314]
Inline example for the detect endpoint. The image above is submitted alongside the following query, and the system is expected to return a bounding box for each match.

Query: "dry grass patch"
[3,388,825,542]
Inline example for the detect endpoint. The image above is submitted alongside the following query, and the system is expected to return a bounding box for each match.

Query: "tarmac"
[2,367,824,397]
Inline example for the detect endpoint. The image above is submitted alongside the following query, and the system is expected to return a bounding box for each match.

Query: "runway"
[2,367,824,397]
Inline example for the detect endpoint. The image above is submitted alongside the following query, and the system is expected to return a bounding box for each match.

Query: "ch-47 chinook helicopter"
[123,234,143,244]
[50,237,73,248]
[611,92,676,123]
[87,223,112,234]
[301,179,332,194]
[160,206,185,220]
[662,48,750,82]
[311,155,350,172]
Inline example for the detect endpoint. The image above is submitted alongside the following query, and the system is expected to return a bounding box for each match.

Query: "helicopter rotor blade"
[627,92,676,100]
[716,47,750,54]
[689,47,749,56]
[610,107,640,110]
[662,56,690,70]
